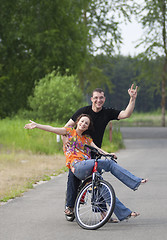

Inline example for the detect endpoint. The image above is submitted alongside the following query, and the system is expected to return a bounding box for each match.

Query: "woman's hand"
[110,153,117,160]
[24,120,37,129]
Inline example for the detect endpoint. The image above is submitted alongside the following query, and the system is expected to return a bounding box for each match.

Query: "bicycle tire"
[74,179,115,230]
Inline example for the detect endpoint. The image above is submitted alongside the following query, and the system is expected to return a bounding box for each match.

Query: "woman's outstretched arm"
[24,120,67,135]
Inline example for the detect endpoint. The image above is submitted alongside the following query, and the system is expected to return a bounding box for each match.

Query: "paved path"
[0,127,167,240]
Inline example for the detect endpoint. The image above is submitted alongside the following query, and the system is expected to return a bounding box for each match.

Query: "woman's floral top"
[63,127,93,169]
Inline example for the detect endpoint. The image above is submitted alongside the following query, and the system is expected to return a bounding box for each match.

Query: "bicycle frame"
[91,156,101,204]
[74,146,116,230]
[66,144,116,228]
[84,144,115,208]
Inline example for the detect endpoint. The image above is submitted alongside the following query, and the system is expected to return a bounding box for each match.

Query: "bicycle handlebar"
[84,144,116,160]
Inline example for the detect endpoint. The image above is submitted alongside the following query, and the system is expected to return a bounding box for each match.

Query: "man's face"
[91,91,106,110]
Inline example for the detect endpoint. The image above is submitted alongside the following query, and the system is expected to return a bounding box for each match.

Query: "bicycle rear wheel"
[74,179,115,230]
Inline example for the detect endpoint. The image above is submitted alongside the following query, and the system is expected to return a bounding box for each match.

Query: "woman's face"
[77,116,90,132]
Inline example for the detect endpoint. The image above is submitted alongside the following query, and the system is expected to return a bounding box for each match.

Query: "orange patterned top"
[63,127,93,169]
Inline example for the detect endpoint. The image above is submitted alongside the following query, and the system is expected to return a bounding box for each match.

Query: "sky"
[95,19,145,56]
[118,0,145,56]
[95,0,149,57]
[119,19,144,56]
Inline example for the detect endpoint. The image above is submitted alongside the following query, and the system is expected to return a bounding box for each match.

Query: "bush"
[28,70,85,122]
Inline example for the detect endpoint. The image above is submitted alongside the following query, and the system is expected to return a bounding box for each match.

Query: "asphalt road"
[0,127,167,240]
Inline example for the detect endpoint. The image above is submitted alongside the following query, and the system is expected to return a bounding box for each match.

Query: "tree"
[0,0,88,118]
[136,0,167,126]
[78,0,140,91]
[82,0,139,55]
[102,55,139,109]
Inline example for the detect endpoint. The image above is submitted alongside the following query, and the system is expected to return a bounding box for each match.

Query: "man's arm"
[62,106,87,143]
[64,106,88,127]
[64,119,75,128]
[118,84,138,120]
[61,119,75,144]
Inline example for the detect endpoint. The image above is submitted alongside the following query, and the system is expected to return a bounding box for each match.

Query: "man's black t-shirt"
[71,105,121,148]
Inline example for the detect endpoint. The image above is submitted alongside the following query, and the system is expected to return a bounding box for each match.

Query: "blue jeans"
[66,169,81,208]
[66,169,133,221]
[114,197,131,221]
[73,159,142,190]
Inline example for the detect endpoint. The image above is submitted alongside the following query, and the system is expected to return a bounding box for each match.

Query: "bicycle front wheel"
[74,179,115,230]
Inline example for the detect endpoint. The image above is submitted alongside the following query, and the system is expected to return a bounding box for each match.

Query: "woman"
[24,114,147,220]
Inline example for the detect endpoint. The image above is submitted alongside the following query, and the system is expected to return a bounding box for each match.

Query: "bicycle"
[65,144,116,230]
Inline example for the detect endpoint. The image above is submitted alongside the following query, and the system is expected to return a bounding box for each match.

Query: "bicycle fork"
[91,161,99,206]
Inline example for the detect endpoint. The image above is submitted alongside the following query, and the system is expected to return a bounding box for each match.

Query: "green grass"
[0,117,64,154]
[115,110,166,127]
[1,111,164,155]
[102,126,124,152]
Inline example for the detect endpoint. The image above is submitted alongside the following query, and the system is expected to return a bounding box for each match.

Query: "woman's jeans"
[73,159,142,190]
[114,197,131,221]
[66,169,132,221]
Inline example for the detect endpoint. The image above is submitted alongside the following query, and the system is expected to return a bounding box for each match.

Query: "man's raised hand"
[128,84,138,100]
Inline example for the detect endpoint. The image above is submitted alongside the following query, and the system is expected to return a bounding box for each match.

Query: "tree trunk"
[161,0,166,127]
[161,75,166,127]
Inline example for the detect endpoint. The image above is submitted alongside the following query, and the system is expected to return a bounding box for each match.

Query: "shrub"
[28,70,85,122]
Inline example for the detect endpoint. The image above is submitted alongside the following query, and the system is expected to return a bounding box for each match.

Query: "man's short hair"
[92,88,105,96]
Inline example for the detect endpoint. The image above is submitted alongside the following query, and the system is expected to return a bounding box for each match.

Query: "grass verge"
[0,150,67,203]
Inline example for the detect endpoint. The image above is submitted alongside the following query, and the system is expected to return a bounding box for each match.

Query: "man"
[65,84,137,147]
[64,84,139,221]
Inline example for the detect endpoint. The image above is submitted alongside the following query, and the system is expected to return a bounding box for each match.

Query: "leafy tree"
[83,0,139,55]
[28,70,85,122]
[136,0,167,126]
[78,55,114,95]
